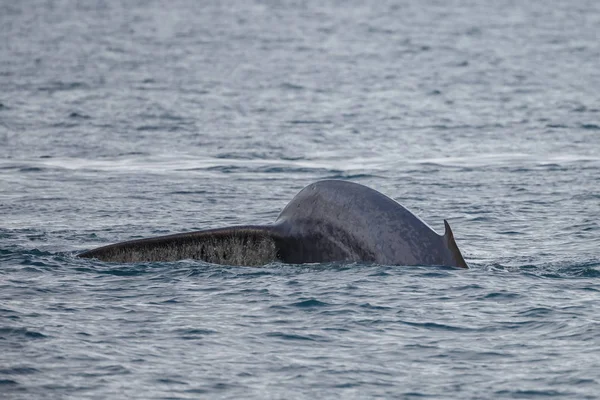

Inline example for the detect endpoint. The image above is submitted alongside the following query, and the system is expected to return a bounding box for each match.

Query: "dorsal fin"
[443,220,468,268]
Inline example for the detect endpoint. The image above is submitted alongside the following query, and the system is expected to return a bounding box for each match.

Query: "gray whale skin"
[79,180,468,268]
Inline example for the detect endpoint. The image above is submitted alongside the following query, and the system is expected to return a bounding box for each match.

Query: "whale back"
[79,180,467,268]
[272,180,467,268]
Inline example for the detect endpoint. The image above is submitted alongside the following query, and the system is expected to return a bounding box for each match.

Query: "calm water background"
[1,1,600,398]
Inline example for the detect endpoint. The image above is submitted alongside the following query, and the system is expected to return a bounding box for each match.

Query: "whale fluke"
[79,180,468,268]
[78,226,281,265]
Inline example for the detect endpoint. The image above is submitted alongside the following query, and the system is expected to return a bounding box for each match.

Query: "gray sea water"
[1,1,600,399]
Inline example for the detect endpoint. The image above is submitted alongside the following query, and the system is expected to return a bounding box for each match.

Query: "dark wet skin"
[79,180,468,268]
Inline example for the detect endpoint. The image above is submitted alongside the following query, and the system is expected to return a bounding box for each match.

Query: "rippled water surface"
[1,1,600,399]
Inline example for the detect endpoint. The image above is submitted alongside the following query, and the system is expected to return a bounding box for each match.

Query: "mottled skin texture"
[79,180,468,268]
[79,227,278,265]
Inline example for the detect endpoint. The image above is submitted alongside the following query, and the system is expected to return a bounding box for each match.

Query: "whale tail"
[443,220,468,268]
[79,220,469,268]
[78,225,281,265]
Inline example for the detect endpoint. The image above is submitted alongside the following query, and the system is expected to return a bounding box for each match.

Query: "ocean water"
[1,1,600,398]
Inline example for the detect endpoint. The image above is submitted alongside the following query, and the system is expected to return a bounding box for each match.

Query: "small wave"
[175,328,218,336]
[287,119,332,125]
[265,331,322,341]
[494,389,571,398]
[482,291,521,300]
[0,366,40,375]
[68,112,91,120]
[93,265,164,277]
[359,302,393,311]
[37,81,88,92]
[399,321,474,332]
[517,307,554,317]
[0,327,48,340]
[135,125,169,131]
[581,123,600,130]
[280,82,305,90]
[323,172,383,180]
[80,364,131,377]
[290,298,329,308]
[156,377,188,385]
[524,260,600,279]
[18,167,45,173]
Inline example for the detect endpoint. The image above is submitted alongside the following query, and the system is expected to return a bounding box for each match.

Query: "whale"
[78,180,468,268]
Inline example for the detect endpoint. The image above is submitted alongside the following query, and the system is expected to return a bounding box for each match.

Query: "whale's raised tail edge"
[443,220,468,269]
[78,225,281,265]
